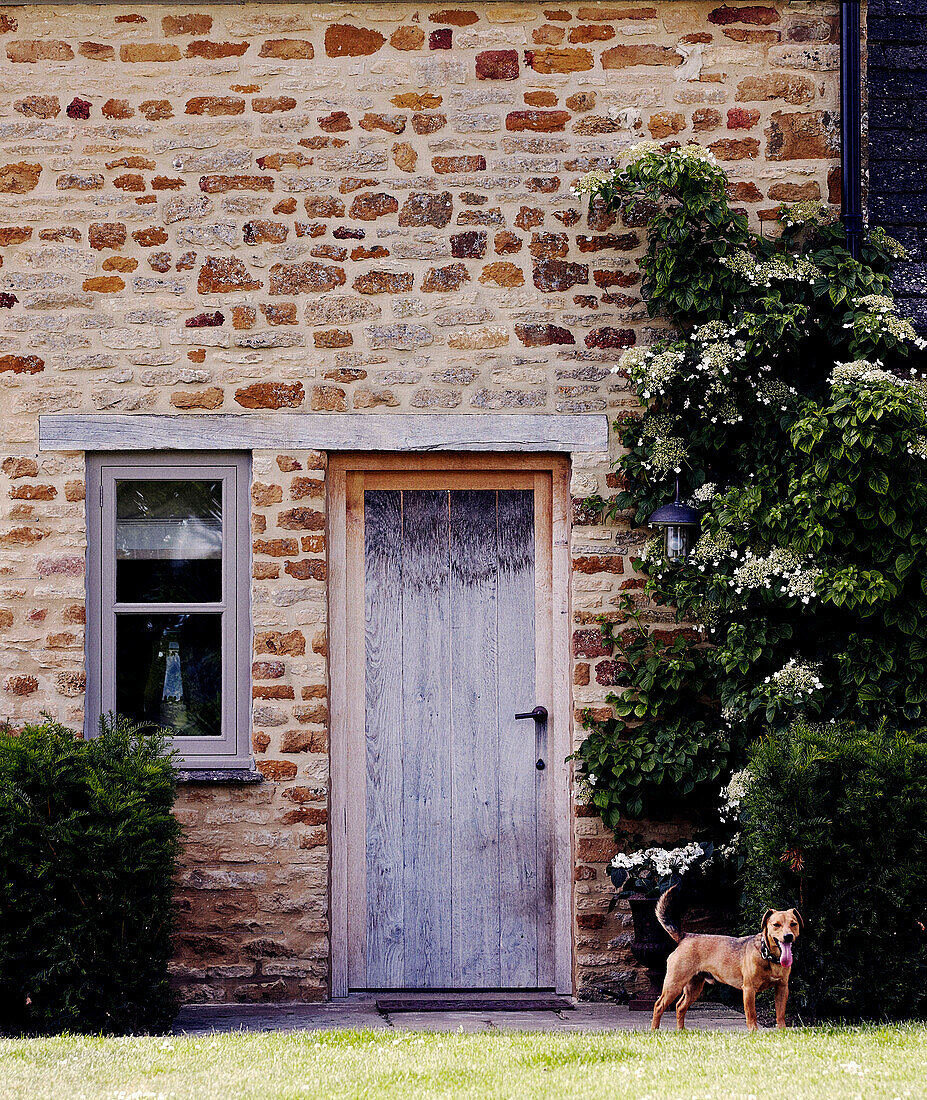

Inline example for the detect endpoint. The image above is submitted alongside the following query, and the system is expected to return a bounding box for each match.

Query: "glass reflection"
[116,614,222,737]
[116,480,222,602]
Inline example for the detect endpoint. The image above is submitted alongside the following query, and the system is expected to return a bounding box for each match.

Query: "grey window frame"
[86,451,252,769]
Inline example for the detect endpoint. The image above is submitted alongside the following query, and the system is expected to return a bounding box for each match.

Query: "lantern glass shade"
[647,488,700,562]
[665,524,692,561]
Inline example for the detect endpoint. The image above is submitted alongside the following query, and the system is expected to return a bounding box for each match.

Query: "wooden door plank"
[400,490,453,988]
[548,461,575,994]
[449,489,501,988]
[344,472,368,989]
[532,473,557,987]
[363,490,406,988]
[496,488,541,988]
[327,462,350,995]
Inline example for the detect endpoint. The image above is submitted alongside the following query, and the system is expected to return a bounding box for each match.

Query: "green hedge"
[0,716,181,1034]
[741,721,927,1021]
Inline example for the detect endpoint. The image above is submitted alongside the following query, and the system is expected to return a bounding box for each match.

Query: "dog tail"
[655,884,685,943]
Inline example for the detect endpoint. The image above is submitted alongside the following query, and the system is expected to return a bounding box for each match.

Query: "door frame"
[328,452,574,996]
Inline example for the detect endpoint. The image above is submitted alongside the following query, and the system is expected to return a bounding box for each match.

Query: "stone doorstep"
[172,999,747,1035]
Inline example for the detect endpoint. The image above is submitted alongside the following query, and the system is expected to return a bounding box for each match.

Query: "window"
[87,453,251,768]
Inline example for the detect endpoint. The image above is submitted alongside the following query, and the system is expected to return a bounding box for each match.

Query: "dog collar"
[760,936,776,963]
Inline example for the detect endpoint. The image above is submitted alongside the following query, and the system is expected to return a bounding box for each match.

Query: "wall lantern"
[647,480,700,562]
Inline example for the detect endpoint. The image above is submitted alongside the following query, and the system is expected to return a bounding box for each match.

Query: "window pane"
[116,614,222,737]
[116,479,222,603]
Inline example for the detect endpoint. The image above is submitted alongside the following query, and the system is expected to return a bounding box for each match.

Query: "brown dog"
[650,885,802,1031]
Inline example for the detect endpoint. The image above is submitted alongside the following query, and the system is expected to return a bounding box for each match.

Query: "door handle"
[515,706,548,722]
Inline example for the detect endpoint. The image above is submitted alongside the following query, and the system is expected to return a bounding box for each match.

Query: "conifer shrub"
[0,715,181,1034]
[740,720,927,1021]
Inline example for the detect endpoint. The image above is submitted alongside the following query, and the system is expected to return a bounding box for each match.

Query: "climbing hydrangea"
[778,199,838,229]
[847,302,927,351]
[764,659,824,697]
[906,435,927,460]
[755,378,796,409]
[856,294,896,315]
[611,842,706,878]
[569,169,614,197]
[616,346,686,399]
[696,338,748,376]
[830,359,904,389]
[573,143,927,833]
[691,482,718,506]
[643,436,688,474]
[730,548,821,604]
[722,250,821,287]
[690,530,735,565]
[719,767,752,823]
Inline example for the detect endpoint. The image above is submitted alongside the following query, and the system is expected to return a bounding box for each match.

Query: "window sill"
[176,766,264,784]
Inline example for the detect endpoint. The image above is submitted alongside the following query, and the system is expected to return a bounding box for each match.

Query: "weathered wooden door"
[332,459,567,992]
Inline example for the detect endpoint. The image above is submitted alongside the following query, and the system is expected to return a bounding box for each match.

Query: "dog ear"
[790,908,803,932]
[761,908,774,931]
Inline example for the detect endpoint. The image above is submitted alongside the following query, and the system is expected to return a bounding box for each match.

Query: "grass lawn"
[1,1025,925,1099]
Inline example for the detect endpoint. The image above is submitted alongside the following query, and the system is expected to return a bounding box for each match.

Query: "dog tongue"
[779,942,793,968]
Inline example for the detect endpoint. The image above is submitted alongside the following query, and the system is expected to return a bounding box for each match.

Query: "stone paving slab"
[173,1000,747,1035]
[173,1001,389,1034]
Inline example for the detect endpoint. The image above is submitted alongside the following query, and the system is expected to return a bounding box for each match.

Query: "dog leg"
[742,987,758,1031]
[651,977,685,1031]
[774,982,789,1029]
[675,975,706,1031]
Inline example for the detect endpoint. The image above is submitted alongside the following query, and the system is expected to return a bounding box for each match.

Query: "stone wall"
[0,1,841,1002]
[866,0,927,332]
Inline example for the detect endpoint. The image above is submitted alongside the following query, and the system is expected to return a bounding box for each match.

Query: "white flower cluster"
[725,767,752,805]
[868,226,909,261]
[731,547,820,604]
[713,398,744,426]
[615,346,687,400]
[845,299,927,351]
[778,200,838,229]
[622,140,718,168]
[856,294,895,315]
[571,142,719,198]
[690,530,735,565]
[639,414,689,473]
[694,602,722,635]
[642,412,680,440]
[720,767,752,823]
[570,168,617,198]
[906,435,927,460]
[691,482,718,506]
[691,320,736,344]
[887,315,926,349]
[698,338,748,376]
[688,319,757,421]
[611,841,706,878]
[755,378,797,411]
[644,437,688,475]
[621,139,663,164]
[575,775,595,804]
[716,832,741,860]
[829,358,898,388]
[637,534,668,564]
[721,249,821,288]
[764,658,824,697]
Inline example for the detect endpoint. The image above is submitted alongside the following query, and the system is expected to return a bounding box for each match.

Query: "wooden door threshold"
[375,992,574,1013]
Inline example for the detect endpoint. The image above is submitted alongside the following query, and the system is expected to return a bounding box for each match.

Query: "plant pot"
[627,894,676,1011]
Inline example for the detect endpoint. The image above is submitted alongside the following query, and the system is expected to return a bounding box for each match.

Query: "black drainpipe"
[840,0,864,259]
